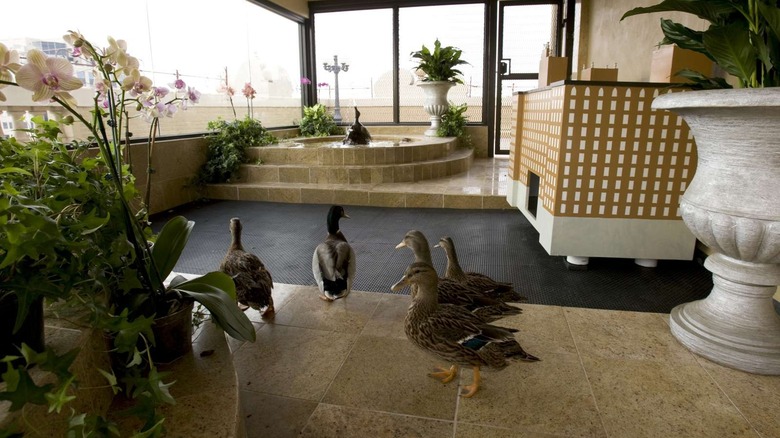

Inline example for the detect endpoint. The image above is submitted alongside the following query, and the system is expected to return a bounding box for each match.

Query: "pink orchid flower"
[153,86,169,98]
[15,48,83,103]
[301,77,312,85]
[170,78,186,91]
[242,83,256,99]
[186,86,201,104]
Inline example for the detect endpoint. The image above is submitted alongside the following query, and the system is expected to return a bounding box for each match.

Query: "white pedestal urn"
[418,81,455,136]
[653,88,780,375]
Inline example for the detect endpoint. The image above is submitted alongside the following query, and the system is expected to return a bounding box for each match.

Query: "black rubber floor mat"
[151,200,718,313]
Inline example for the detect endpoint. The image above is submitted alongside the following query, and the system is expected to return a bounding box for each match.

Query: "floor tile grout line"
[315,402,458,426]
[562,306,612,438]
[315,295,384,406]
[694,354,764,437]
[654,310,761,435]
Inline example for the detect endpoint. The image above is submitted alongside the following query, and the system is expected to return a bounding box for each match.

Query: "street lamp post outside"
[323,55,349,122]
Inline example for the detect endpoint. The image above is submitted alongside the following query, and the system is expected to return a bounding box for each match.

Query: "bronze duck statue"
[392,261,539,398]
[312,205,356,301]
[342,107,372,145]
[219,217,275,317]
[435,236,527,303]
[395,230,521,322]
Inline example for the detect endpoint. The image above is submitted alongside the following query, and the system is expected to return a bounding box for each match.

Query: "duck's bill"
[395,241,407,249]
[391,276,409,291]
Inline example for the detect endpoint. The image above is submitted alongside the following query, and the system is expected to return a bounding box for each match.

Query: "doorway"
[494,1,563,155]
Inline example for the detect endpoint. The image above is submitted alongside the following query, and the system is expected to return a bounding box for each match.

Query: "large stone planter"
[418,81,455,136]
[653,88,780,375]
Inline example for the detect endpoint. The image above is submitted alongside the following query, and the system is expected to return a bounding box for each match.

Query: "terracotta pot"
[151,300,195,364]
[653,88,780,375]
[1,293,44,359]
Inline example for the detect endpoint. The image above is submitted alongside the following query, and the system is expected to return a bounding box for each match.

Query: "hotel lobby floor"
[231,284,780,438]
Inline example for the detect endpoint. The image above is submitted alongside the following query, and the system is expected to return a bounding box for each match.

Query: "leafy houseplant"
[410,39,469,83]
[621,1,780,375]
[410,39,470,136]
[197,116,277,185]
[437,102,472,147]
[299,103,342,137]
[621,0,780,88]
[0,32,256,434]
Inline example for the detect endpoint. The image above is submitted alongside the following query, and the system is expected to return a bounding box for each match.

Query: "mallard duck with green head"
[392,261,539,398]
[313,205,356,302]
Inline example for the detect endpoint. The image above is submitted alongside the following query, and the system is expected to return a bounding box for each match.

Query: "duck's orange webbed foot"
[460,367,481,398]
[428,365,458,384]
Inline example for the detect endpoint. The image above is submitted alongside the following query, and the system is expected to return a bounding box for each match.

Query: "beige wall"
[578,0,707,82]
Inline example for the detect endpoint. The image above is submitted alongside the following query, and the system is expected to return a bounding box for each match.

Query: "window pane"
[502,4,558,74]
[314,9,393,123]
[399,4,485,123]
[0,0,302,142]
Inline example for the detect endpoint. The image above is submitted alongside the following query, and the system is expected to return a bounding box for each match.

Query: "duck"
[435,236,527,303]
[312,205,356,301]
[219,217,275,317]
[395,230,522,322]
[392,261,539,398]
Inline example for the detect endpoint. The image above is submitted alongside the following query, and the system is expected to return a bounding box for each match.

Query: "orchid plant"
[0,31,254,435]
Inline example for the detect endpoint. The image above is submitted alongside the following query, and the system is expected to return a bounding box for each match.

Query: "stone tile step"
[204,181,511,210]
[237,149,474,185]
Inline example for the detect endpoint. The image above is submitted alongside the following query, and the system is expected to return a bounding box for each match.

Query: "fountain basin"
[245,135,458,166]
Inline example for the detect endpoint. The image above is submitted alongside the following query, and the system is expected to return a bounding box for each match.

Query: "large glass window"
[399,4,485,123]
[0,0,302,141]
[313,9,393,124]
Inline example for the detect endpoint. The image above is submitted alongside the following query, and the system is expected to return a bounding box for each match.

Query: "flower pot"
[418,81,455,136]
[0,293,44,358]
[653,88,780,375]
[151,299,195,364]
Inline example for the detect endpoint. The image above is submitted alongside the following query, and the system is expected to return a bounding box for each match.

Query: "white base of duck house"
[507,180,696,265]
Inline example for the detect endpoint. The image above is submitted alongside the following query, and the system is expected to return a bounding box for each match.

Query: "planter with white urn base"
[653,88,780,375]
[418,81,455,136]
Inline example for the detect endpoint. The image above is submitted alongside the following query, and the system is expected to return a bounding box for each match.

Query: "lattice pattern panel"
[512,86,565,214]
[556,85,696,219]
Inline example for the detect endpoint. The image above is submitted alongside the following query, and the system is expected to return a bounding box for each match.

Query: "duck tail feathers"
[499,340,541,362]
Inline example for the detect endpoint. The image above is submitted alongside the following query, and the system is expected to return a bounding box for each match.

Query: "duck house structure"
[506,81,698,267]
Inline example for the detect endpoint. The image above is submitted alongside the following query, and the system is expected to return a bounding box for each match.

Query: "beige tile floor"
[228,283,780,438]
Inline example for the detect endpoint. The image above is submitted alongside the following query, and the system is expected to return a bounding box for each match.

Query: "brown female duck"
[435,236,527,303]
[395,230,521,322]
[219,217,274,317]
[392,261,539,398]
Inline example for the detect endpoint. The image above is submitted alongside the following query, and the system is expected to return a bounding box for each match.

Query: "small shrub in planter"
[197,116,277,184]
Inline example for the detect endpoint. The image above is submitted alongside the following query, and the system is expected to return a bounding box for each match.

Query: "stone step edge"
[204,183,511,210]
[242,148,474,170]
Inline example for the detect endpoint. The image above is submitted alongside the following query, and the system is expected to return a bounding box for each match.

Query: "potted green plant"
[0,32,256,434]
[437,101,472,147]
[622,0,780,375]
[196,116,277,185]
[410,39,469,136]
[298,103,342,137]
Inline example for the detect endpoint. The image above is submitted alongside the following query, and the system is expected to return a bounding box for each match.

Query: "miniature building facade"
[507,82,698,262]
